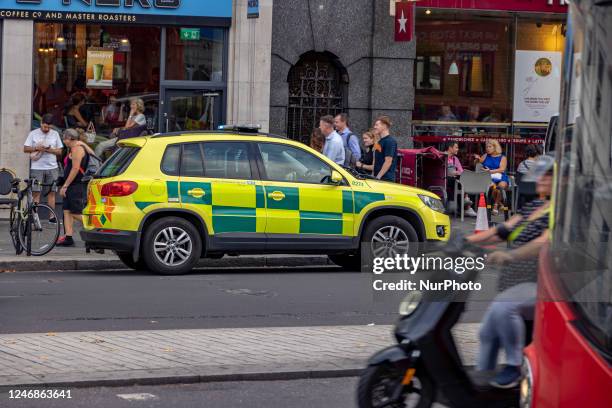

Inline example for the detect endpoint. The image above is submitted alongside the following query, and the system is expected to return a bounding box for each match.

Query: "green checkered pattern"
[161,181,385,235]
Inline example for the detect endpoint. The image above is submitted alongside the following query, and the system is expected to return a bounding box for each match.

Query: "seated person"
[101,96,125,126]
[517,144,541,175]
[444,141,476,217]
[95,98,146,157]
[64,93,88,129]
[474,139,509,216]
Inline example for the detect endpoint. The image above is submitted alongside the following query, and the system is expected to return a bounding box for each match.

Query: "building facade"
[269,0,415,146]
[0,0,569,180]
[0,0,273,179]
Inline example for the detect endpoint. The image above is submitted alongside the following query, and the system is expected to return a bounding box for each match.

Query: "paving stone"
[0,324,480,388]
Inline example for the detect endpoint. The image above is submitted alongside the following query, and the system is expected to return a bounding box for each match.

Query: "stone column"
[0,20,34,179]
[227,0,273,132]
[371,0,415,147]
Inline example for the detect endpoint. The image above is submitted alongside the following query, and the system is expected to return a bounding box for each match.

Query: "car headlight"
[399,291,422,316]
[418,194,445,213]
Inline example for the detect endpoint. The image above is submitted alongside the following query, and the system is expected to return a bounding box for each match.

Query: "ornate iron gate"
[287,54,346,144]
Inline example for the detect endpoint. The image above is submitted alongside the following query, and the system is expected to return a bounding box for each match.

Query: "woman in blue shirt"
[474,139,508,215]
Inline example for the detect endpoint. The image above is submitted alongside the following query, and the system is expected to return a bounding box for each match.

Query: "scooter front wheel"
[357,364,434,408]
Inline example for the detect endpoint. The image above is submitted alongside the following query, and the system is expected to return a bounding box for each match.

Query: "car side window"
[258,143,332,184]
[202,142,252,180]
[181,143,205,177]
[161,144,181,176]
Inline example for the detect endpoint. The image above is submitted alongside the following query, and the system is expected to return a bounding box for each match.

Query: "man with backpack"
[320,115,345,165]
[334,113,360,168]
[56,128,100,247]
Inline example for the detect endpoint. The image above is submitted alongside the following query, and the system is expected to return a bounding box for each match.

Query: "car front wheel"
[142,217,202,275]
[362,215,419,266]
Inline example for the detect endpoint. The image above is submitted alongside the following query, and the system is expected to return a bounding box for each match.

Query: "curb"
[0,255,334,272]
[0,366,362,391]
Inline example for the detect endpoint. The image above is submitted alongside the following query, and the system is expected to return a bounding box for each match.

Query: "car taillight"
[101,181,138,197]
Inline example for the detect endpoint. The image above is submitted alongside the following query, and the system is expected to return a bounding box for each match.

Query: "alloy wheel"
[370,225,410,258]
[153,226,193,267]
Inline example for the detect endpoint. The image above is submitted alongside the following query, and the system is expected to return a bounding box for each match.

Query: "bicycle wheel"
[9,205,24,255]
[18,204,59,256]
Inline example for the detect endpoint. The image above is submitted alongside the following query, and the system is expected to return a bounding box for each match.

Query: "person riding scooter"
[357,155,556,408]
[466,154,555,388]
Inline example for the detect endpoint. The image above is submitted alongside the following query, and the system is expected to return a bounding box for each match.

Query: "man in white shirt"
[320,115,345,165]
[23,114,63,223]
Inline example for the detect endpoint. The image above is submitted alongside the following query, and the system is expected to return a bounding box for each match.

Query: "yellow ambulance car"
[81,128,450,275]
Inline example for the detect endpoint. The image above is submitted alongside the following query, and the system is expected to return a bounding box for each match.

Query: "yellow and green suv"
[81,128,450,275]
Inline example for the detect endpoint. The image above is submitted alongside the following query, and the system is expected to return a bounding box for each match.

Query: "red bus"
[521,1,612,407]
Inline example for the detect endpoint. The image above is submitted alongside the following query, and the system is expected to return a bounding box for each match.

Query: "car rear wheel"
[142,217,202,275]
[362,215,419,267]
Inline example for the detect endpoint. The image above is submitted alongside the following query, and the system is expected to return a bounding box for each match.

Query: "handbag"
[85,122,97,144]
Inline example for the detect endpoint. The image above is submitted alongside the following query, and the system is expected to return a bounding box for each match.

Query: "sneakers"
[48,217,58,224]
[56,235,75,247]
[464,195,473,206]
[490,365,521,389]
[465,207,478,217]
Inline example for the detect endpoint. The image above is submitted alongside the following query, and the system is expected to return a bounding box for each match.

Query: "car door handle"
[187,188,206,198]
[267,191,285,201]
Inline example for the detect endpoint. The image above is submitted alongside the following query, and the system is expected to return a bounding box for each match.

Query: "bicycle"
[9,178,60,256]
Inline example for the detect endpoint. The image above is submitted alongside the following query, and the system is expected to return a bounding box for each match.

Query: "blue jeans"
[477,282,537,370]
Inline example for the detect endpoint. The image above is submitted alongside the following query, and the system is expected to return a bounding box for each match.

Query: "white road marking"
[116,393,159,401]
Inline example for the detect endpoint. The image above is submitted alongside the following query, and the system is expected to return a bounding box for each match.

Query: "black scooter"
[357,234,529,408]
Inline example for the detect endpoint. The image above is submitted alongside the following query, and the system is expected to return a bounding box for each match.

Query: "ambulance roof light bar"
[217,124,261,134]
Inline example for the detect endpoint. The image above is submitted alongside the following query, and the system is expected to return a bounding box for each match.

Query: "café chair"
[456,170,492,222]
[0,168,18,208]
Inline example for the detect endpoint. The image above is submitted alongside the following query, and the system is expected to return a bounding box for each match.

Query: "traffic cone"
[474,193,489,233]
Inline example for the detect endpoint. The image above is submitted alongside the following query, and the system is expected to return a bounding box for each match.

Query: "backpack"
[343,133,360,168]
[79,150,103,177]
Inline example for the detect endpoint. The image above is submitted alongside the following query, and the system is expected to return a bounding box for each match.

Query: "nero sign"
[17,1,180,7]
[2,0,232,19]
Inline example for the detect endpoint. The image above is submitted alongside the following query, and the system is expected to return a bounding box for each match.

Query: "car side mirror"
[330,170,343,185]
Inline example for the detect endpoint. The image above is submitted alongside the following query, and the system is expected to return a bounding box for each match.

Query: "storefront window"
[33,22,161,135]
[413,11,566,172]
[165,27,225,82]
[414,15,513,124]
[459,52,493,97]
[415,55,443,94]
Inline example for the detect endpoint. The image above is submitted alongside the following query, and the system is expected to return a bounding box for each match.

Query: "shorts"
[30,168,59,192]
[63,182,88,214]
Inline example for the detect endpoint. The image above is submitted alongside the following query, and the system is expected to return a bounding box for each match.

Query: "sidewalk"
[0,324,480,389]
[0,218,479,272]
[0,220,332,271]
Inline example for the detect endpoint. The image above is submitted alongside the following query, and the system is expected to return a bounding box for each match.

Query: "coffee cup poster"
[513,50,562,122]
[86,48,114,89]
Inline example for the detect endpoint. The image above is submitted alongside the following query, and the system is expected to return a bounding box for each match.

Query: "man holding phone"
[23,113,63,223]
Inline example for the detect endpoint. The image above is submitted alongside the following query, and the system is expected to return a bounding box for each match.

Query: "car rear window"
[97,147,140,178]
